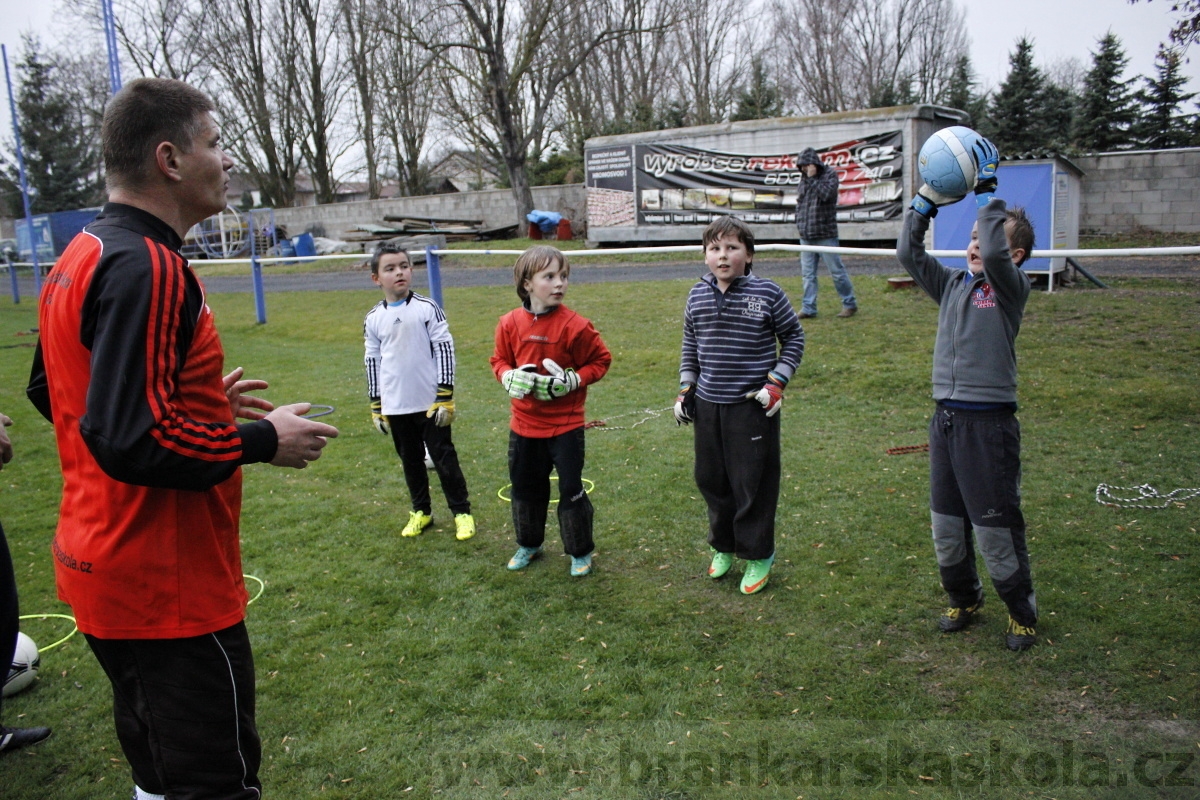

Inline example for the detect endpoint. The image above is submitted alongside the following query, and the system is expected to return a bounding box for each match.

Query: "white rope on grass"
[584,406,674,431]
[1095,483,1200,509]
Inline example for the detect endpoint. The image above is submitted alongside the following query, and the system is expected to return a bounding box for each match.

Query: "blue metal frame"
[5,251,18,304]
[102,0,123,94]
[247,209,272,324]
[3,43,43,297]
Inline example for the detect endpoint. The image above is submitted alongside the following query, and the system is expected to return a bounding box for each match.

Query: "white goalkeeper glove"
[744,371,787,418]
[502,364,539,399]
[542,358,580,399]
[910,183,960,218]
[674,382,696,425]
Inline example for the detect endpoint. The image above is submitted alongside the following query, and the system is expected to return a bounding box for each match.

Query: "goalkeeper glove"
[426,384,456,427]
[501,364,539,399]
[674,382,697,425]
[746,370,787,418]
[542,358,580,399]
[369,398,389,435]
[972,136,1000,207]
[910,184,959,219]
[530,372,554,402]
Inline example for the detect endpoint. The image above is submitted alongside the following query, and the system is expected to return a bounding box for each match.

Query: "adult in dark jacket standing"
[795,147,858,318]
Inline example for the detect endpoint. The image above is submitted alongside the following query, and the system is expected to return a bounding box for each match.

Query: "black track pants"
[694,398,780,561]
[928,405,1036,626]
[508,428,594,557]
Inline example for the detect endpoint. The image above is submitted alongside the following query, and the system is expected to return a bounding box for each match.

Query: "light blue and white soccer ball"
[3,632,40,697]
[917,126,984,198]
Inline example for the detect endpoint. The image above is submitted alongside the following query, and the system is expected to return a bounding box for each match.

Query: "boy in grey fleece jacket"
[897,135,1039,651]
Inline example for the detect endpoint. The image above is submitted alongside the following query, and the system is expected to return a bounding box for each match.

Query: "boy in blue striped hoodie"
[675,216,805,594]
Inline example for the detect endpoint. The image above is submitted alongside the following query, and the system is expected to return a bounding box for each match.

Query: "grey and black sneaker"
[0,725,51,752]
[1005,617,1037,651]
[938,595,984,632]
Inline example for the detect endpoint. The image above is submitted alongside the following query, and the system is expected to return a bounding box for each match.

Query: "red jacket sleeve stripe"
[143,238,241,461]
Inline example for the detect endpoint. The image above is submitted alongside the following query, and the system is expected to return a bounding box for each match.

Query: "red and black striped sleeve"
[80,235,274,490]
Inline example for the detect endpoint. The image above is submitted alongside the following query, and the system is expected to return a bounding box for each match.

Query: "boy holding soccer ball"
[491,246,611,576]
[365,242,475,542]
[898,132,1039,651]
[676,217,805,595]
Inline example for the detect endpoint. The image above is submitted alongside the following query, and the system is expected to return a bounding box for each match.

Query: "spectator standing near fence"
[26,77,338,799]
[795,147,858,319]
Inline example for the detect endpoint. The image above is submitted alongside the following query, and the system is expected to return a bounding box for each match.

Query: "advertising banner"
[585,132,903,229]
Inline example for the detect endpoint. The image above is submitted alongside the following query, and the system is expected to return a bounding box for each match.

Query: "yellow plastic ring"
[17,613,79,653]
[497,476,595,504]
[245,574,265,605]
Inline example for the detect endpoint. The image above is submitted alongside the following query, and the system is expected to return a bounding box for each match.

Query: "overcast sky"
[0,0,1197,148]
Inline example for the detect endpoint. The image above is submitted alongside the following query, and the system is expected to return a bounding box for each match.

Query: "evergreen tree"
[945,55,990,129]
[1071,32,1138,151]
[988,38,1048,154]
[1134,45,1197,149]
[732,56,785,122]
[1041,82,1078,150]
[874,74,919,109]
[0,37,103,216]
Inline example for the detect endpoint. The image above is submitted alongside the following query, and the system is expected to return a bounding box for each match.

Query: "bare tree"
[771,0,857,113]
[374,0,442,196]
[60,0,208,82]
[114,0,210,81]
[414,0,633,232]
[906,0,969,103]
[560,0,681,147]
[771,0,967,113]
[340,0,384,198]
[202,0,304,207]
[671,0,751,125]
[292,0,350,204]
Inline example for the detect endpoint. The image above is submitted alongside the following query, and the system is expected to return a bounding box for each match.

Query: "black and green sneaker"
[1005,617,1037,651]
[938,595,983,632]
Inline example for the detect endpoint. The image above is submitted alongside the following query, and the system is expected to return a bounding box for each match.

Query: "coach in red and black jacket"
[26,78,337,800]
[27,202,279,639]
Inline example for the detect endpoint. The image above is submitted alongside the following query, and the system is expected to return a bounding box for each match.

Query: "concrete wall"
[1074,147,1200,235]
[270,184,587,241]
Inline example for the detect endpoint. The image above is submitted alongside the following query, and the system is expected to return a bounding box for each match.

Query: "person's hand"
[530,372,554,402]
[973,136,1000,203]
[674,383,696,425]
[502,364,539,399]
[369,398,389,435]
[266,404,338,469]
[745,371,786,417]
[0,413,12,470]
[426,385,456,427]
[542,359,580,399]
[223,367,273,420]
[910,184,959,219]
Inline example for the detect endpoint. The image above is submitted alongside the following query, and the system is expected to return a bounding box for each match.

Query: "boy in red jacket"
[490,246,612,576]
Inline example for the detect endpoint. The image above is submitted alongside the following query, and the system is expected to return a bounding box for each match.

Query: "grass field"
[1,270,1198,798]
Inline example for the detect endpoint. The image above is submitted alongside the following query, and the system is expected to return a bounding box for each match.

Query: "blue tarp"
[526,210,562,233]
